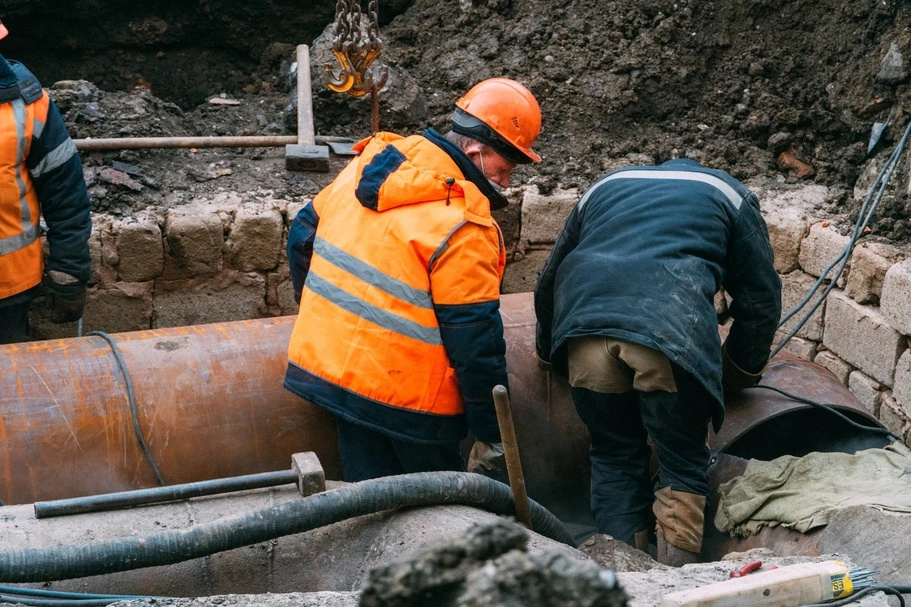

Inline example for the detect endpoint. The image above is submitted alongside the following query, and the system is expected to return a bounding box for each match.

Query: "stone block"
[878,392,910,444]
[881,259,911,336]
[847,370,882,417]
[153,271,266,328]
[227,205,283,272]
[772,332,816,360]
[762,202,810,274]
[89,218,117,286]
[520,185,580,245]
[779,271,825,341]
[164,206,225,277]
[275,276,299,317]
[845,242,903,305]
[822,290,904,385]
[892,349,911,416]
[798,222,851,280]
[813,349,852,384]
[114,215,164,282]
[502,248,552,295]
[292,451,326,496]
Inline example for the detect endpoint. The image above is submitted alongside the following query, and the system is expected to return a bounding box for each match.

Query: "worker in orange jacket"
[284,78,542,481]
[0,18,92,343]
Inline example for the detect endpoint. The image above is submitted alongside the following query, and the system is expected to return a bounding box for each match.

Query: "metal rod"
[492,384,533,530]
[296,44,316,146]
[33,469,299,519]
[72,135,354,151]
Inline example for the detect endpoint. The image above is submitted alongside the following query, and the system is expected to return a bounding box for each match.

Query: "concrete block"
[847,370,882,417]
[878,392,911,444]
[798,222,851,280]
[520,185,580,245]
[153,271,266,328]
[822,290,904,385]
[228,205,283,272]
[285,143,330,172]
[292,451,326,496]
[813,349,852,384]
[892,349,911,416]
[845,242,903,305]
[164,207,225,277]
[881,259,911,336]
[114,215,164,282]
[502,248,552,295]
[779,271,825,341]
[772,332,816,360]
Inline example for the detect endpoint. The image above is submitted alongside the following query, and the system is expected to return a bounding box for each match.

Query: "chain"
[325,0,388,131]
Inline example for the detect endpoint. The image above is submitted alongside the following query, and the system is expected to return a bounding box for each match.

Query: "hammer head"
[285,143,330,172]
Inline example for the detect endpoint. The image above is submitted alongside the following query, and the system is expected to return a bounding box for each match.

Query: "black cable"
[773,120,911,357]
[802,584,906,607]
[748,384,899,441]
[87,331,165,486]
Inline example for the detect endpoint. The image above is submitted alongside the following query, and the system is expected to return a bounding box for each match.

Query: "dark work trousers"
[0,299,31,344]
[335,415,465,482]
[571,364,712,545]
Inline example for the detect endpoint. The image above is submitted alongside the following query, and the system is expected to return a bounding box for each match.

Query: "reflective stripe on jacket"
[0,56,91,301]
[285,130,508,444]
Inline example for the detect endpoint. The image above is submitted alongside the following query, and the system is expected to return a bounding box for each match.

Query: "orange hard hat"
[452,77,542,164]
[0,19,7,41]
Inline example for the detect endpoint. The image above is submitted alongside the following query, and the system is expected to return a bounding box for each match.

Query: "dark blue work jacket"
[534,159,781,429]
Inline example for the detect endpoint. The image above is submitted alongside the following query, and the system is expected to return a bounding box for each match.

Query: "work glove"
[721,342,764,394]
[467,440,506,480]
[43,271,87,324]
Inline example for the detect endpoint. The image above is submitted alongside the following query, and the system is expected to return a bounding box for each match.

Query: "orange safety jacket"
[284,129,509,444]
[0,56,91,302]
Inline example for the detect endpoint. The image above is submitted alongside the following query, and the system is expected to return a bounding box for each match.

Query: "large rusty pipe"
[0,293,884,511]
[0,318,340,505]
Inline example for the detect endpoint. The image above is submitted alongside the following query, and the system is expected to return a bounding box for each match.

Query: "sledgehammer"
[493,384,533,530]
[285,44,330,172]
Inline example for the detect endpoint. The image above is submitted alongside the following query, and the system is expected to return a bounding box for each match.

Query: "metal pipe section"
[0,317,340,505]
[72,135,353,151]
[0,292,884,513]
[33,470,299,519]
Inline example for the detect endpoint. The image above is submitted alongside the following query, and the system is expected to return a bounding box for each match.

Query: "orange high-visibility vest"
[287,132,506,421]
[0,90,49,298]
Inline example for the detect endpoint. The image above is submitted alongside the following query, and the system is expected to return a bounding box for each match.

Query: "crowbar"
[492,384,533,530]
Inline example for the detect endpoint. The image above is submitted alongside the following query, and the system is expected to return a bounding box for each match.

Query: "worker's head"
[451,77,542,189]
[0,19,8,41]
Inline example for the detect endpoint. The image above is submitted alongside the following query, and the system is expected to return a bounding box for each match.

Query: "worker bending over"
[285,78,543,481]
[0,18,91,343]
[535,158,781,565]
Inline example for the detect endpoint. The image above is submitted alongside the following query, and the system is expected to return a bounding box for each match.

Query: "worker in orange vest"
[0,18,92,343]
[285,78,542,481]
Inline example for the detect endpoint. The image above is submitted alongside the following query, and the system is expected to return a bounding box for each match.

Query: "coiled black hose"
[0,471,574,582]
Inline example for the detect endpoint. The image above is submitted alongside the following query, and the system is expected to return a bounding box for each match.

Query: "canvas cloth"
[715,442,911,537]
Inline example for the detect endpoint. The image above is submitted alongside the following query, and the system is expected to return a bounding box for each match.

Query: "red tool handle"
[730,560,763,578]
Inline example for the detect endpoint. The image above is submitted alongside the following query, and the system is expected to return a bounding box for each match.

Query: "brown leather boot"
[656,528,700,566]
[653,487,706,567]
